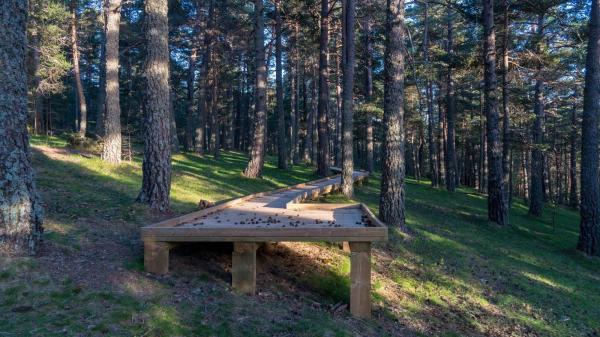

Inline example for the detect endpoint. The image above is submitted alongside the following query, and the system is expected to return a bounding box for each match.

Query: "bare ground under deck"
[141,171,387,318]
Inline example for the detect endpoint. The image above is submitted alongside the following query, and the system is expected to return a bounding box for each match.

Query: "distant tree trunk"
[170,93,180,153]
[445,14,457,192]
[363,9,374,173]
[529,14,545,216]
[317,0,331,176]
[479,83,488,193]
[380,0,406,229]
[292,23,301,164]
[136,0,172,212]
[101,0,122,164]
[578,0,600,256]
[0,0,44,255]
[501,0,511,208]
[341,0,356,197]
[289,50,297,165]
[96,6,107,136]
[185,47,197,151]
[569,101,578,208]
[483,0,508,225]
[244,0,267,178]
[335,25,343,168]
[71,0,88,137]
[423,1,439,187]
[311,74,319,164]
[195,0,215,155]
[275,1,287,169]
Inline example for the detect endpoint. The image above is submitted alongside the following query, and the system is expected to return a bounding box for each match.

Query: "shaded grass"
[2,134,598,336]
[321,174,600,336]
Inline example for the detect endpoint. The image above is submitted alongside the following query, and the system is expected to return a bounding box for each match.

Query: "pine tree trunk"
[195,0,215,155]
[311,75,318,164]
[96,6,107,136]
[101,0,122,164]
[501,0,511,208]
[335,25,343,168]
[275,1,288,169]
[380,0,406,229]
[569,102,578,208]
[317,0,331,176]
[423,1,438,187]
[0,0,44,255]
[529,14,546,216]
[244,0,267,178]
[445,14,457,192]
[292,22,301,165]
[71,0,88,137]
[483,0,508,225]
[170,93,180,153]
[341,0,356,197]
[362,9,374,173]
[578,0,600,256]
[136,0,172,212]
[185,47,197,151]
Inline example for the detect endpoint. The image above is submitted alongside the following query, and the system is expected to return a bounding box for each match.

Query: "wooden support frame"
[141,171,385,319]
[144,241,173,274]
[232,242,258,294]
[349,242,372,319]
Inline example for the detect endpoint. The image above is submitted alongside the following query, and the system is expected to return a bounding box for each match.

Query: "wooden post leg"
[232,242,257,294]
[342,242,351,253]
[349,242,371,319]
[144,241,172,274]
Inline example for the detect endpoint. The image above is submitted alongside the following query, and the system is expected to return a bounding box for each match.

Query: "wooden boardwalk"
[142,171,387,318]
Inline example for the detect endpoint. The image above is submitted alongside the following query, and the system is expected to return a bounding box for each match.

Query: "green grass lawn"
[0,134,598,337]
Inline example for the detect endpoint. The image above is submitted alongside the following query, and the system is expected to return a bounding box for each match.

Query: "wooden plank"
[232,242,257,294]
[141,226,388,242]
[360,203,387,228]
[349,242,371,319]
[286,203,362,211]
[144,241,173,274]
[145,176,340,228]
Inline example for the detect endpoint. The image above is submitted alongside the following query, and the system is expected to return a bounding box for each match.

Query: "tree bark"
[423,1,439,187]
[578,0,600,256]
[529,14,545,216]
[380,0,406,229]
[101,0,122,164]
[311,73,318,164]
[136,0,172,212]
[195,0,215,155]
[445,13,457,192]
[185,47,197,151]
[335,24,343,168]
[243,0,267,178]
[317,0,331,176]
[363,8,374,173]
[96,6,107,136]
[0,0,44,255]
[275,1,288,169]
[293,23,301,164]
[341,0,356,197]
[71,0,88,137]
[483,0,508,225]
[569,100,578,208]
[501,0,511,209]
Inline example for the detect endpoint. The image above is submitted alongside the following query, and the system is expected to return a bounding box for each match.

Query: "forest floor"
[1,135,599,337]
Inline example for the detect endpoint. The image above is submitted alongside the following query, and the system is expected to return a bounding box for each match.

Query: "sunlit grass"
[320,173,600,336]
[1,134,597,336]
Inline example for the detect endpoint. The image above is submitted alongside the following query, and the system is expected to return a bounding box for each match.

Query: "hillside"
[0,136,598,337]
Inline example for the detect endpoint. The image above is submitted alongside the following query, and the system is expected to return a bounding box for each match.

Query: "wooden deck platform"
[141,170,388,318]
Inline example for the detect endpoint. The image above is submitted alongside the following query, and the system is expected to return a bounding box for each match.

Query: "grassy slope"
[0,135,598,337]
[334,175,600,336]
